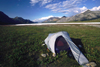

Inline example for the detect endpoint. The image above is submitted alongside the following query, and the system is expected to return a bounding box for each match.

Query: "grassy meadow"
[0,25,100,67]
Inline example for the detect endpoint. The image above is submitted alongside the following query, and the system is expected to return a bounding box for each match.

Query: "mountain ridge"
[0,11,37,25]
[57,10,100,23]
[42,17,60,23]
[13,17,37,24]
[0,11,20,25]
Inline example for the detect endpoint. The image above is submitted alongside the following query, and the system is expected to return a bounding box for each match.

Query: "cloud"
[33,15,54,22]
[30,0,52,6]
[45,0,82,14]
[79,6,88,13]
[42,0,52,5]
[30,0,88,15]
[30,0,100,17]
[30,0,39,6]
[71,6,100,14]
[90,6,100,11]
[80,6,87,11]
[74,6,100,14]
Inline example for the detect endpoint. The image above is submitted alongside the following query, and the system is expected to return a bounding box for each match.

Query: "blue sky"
[0,0,100,22]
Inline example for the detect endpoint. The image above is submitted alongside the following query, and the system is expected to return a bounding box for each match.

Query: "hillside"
[69,18,100,22]
[13,17,37,24]
[0,11,36,25]
[0,11,20,25]
[57,10,100,22]
[42,17,60,23]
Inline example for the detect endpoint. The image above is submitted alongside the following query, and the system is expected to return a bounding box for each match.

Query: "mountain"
[0,11,20,25]
[0,11,36,25]
[57,10,100,22]
[13,17,37,24]
[42,17,60,23]
[61,16,67,18]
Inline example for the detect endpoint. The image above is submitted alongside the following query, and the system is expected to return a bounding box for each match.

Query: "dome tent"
[45,31,71,54]
[44,31,96,67]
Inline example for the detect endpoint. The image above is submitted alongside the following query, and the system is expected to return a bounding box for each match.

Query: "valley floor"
[0,24,100,67]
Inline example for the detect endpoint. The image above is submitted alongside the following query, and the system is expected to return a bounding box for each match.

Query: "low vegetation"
[0,25,100,67]
[82,18,100,22]
[69,18,100,23]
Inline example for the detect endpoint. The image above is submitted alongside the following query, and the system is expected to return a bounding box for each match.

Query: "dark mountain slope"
[13,17,36,24]
[0,11,20,25]
[0,11,36,25]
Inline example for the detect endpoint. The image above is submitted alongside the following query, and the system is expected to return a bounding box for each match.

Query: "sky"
[0,0,100,22]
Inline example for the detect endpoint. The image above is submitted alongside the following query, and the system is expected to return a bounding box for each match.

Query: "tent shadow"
[70,38,97,66]
[71,38,86,54]
[67,38,86,59]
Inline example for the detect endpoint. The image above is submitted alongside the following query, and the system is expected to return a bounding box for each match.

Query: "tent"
[44,31,96,67]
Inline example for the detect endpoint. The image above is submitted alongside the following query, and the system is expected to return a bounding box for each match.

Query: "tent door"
[55,36,70,53]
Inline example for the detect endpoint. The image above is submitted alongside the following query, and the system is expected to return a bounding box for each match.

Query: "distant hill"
[57,10,100,22]
[0,11,37,25]
[0,11,20,25]
[42,17,60,23]
[13,17,37,24]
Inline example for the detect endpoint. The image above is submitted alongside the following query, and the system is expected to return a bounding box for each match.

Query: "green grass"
[0,25,100,67]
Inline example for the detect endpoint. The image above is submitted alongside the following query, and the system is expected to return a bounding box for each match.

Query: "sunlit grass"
[0,25,100,67]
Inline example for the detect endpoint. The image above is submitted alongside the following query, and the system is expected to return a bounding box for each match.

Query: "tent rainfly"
[44,31,96,67]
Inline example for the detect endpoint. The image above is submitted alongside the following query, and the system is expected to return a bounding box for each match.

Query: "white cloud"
[33,15,54,22]
[80,6,88,13]
[30,0,100,18]
[42,0,52,5]
[74,10,79,13]
[56,6,88,14]
[30,0,52,6]
[45,3,60,9]
[30,0,89,15]
[62,0,81,8]
[75,6,100,14]
[80,6,87,11]
[90,6,100,11]
[30,0,39,6]
[45,0,82,14]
